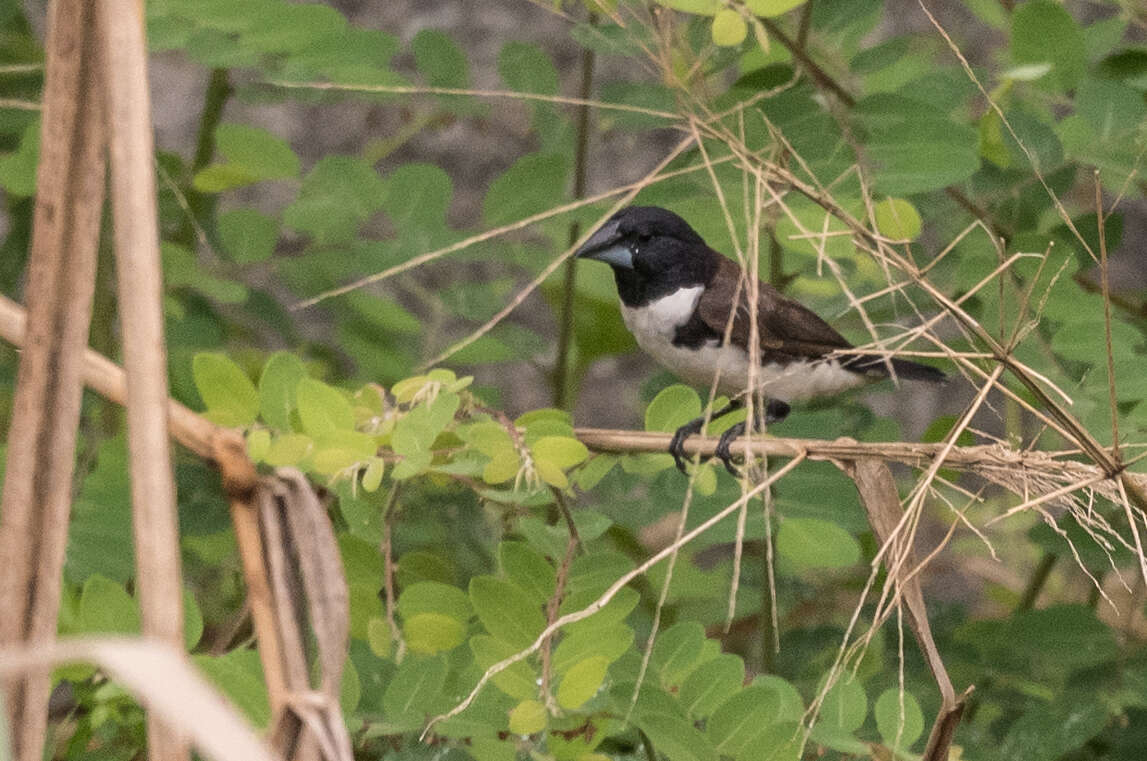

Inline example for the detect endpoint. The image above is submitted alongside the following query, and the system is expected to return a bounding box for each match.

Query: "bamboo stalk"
[0,0,106,756]
[97,1,186,757]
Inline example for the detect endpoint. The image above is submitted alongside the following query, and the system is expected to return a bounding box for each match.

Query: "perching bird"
[575,205,945,473]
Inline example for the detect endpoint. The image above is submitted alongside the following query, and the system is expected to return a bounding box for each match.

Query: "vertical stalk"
[174,68,231,248]
[552,17,597,410]
[98,2,187,758]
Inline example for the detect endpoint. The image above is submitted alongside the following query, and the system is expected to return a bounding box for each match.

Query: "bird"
[575,205,945,474]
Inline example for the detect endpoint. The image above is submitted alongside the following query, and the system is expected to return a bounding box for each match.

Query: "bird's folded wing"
[695,255,854,359]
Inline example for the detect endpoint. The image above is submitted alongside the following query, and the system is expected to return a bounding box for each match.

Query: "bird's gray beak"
[575,218,633,269]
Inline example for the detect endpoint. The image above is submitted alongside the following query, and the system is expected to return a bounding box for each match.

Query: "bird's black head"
[575,206,716,306]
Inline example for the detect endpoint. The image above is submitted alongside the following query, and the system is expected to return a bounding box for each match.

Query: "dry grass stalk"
[0,639,277,761]
[0,0,106,756]
[1,292,352,758]
[97,1,187,757]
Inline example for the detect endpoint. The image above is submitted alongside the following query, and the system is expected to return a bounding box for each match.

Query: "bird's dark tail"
[843,354,946,383]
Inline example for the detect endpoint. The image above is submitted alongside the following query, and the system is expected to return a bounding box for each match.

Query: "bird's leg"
[669,400,743,474]
[714,399,791,476]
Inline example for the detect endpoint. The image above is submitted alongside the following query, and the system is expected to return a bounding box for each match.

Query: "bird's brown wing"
[694,255,853,359]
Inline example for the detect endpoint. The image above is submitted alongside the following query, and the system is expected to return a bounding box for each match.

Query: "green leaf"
[552,623,634,674]
[404,613,465,655]
[499,542,556,605]
[192,352,259,427]
[391,392,461,478]
[295,378,355,436]
[598,81,678,129]
[214,123,300,180]
[483,152,569,227]
[776,518,861,570]
[655,0,721,14]
[754,675,805,722]
[308,430,379,475]
[79,575,140,634]
[381,163,454,238]
[398,580,472,622]
[711,10,747,47]
[745,0,807,18]
[508,699,547,735]
[361,457,385,492]
[483,450,523,484]
[1011,0,1086,91]
[283,155,386,246]
[413,28,468,88]
[708,686,781,756]
[218,208,278,263]
[246,429,271,462]
[874,689,924,751]
[164,243,249,303]
[632,712,717,761]
[470,635,538,700]
[530,437,589,482]
[183,589,204,650]
[498,41,558,94]
[258,352,308,431]
[853,94,980,194]
[382,654,448,725]
[557,656,610,710]
[819,676,866,732]
[651,621,706,688]
[68,439,133,583]
[367,616,393,658]
[873,198,922,241]
[998,696,1108,761]
[645,385,702,433]
[263,433,313,466]
[680,653,745,719]
[193,649,271,728]
[192,163,258,193]
[469,576,546,649]
[0,120,40,197]
[1011,605,1118,672]
[574,454,618,490]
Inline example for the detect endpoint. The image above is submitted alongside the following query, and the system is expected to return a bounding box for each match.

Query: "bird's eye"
[637,233,652,243]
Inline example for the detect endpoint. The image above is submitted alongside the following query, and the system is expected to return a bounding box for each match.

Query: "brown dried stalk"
[0,0,106,755]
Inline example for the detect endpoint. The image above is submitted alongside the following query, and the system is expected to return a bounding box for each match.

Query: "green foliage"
[3,0,1146,758]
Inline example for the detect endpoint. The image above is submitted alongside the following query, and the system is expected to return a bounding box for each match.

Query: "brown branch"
[0,295,290,740]
[0,0,106,753]
[98,6,187,754]
[841,459,970,761]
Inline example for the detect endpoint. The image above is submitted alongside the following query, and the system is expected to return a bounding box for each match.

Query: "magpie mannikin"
[576,205,945,474]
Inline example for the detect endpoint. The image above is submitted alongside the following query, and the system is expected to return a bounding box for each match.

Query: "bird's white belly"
[620,291,866,402]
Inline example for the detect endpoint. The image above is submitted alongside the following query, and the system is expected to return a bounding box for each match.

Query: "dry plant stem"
[0,0,105,754]
[0,296,316,738]
[1095,172,1120,460]
[222,441,291,718]
[99,3,187,757]
[539,525,579,714]
[843,460,957,703]
[0,293,217,459]
[0,639,277,761]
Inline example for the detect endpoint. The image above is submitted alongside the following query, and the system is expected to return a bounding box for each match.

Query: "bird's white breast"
[620,288,866,401]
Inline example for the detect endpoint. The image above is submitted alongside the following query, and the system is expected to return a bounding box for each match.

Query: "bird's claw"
[715,423,746,477]
[669,418,704,474]
[712,400,792,477]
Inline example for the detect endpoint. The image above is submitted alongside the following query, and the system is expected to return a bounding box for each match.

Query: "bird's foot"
[669,416,706,474]
[712,399,791,476]
[669,400,743,474]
